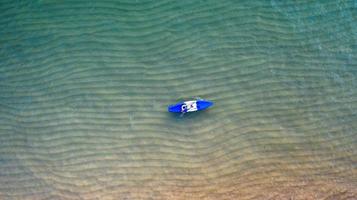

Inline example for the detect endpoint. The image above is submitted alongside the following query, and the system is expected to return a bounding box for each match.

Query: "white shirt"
[184,101,198,112]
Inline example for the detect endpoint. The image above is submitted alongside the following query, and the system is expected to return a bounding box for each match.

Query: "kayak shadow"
[167,109,211,122]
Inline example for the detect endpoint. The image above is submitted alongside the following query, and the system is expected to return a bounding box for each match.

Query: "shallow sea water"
[0,0,356,199]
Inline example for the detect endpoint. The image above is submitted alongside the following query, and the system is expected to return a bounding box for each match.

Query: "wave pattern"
[0,0,356,199]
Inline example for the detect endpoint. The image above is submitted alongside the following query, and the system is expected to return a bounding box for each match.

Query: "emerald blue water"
[0,1,356,199]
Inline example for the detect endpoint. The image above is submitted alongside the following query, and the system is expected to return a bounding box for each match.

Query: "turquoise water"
[0,0,356,199]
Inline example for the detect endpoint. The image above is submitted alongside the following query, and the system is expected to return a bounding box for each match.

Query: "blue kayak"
[168,99,213,113]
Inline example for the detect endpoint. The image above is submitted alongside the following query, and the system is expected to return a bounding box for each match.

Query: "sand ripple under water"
[0,0,356,199]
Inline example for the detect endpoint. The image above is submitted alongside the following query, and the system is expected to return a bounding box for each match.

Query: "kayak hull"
[168,100,213,113]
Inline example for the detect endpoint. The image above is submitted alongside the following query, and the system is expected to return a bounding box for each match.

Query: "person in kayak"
[181,101,198,114]
[181,104,188,113]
